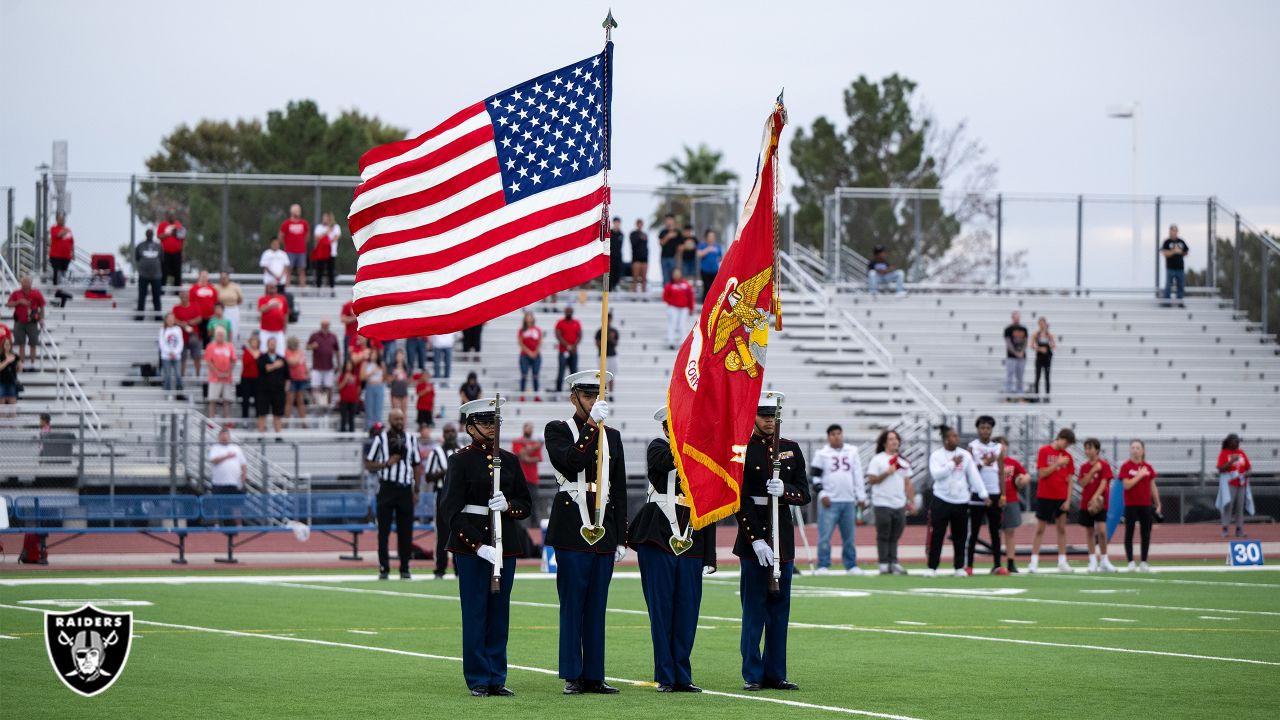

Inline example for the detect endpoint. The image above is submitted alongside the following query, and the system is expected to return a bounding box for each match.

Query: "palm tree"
[657,144,739,186]
[653,144,739,237]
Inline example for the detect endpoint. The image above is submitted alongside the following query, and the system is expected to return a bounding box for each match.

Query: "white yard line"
[0,602,923,720]
[1199,616,1239,621]
[893,621,928,626]
[1041,574,1280,590]
[998,619,1037,625]
[1098,618,1137,623]
[852,587,1280,618]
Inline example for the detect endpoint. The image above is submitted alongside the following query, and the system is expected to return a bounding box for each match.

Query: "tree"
[652,144,739,239]
[133,100,405,274]
[1187,231,1280,341]
[789,74,997,280]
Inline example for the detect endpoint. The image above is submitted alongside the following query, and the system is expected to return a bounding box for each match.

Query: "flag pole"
[772,88,785,333]
[593,10,618,531]
[490,392,504,594]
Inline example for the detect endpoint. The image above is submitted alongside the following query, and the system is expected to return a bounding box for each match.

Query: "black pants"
[50,257,70,286]
[965,501,1003,568]
[434,489,453,576]
[1035,354,1052,394]
[239,378,259,418]
[700,270,717,300]
[376,484,415,574]
[461,325,483,352]
[162,252,183,287]
[313,258,335,288]
[555,350,578,392]
[927,496,969,570]
[137,277,162,313]
[1124,506,1153,562]
[339,401,358,432]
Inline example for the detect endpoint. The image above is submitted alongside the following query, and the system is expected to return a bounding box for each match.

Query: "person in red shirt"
[337,358,362,432]
[553,306,581,394]
[240,334,262,420]
[204,326,237,418]
[188,270,219,347]
[1030,428,1076,573]
[171,293,204,378]
[663,267,695,349]
[995,436,1030,573]
[0,322,11,345]
[517,311,543,397]
[311,212,340,290]
[1119,440,1161,571]
[48,212,74,286]
[413,369,436,429]
[6,276,46,365]
[256,284,289,356]
[1216,434,1254,538]
[340,300,359,361]
[512,421,544,524]
[280,204,311,289]
[157,212,187,286]
[1077,438,1117,572]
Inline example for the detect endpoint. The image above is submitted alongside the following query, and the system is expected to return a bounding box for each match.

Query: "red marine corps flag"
[667,100,785,528]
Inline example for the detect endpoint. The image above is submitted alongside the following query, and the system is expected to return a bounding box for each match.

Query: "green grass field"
[2,567,1278,719]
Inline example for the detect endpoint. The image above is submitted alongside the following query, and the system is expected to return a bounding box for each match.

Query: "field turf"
[2,567,1278,719]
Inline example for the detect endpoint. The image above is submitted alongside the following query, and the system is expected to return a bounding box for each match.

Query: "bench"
[4,494,202,564]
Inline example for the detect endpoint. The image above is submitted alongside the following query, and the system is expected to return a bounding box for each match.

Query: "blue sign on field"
[1228,540,1264,566]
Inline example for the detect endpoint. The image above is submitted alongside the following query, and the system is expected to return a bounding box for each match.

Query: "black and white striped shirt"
[366,431,423,486]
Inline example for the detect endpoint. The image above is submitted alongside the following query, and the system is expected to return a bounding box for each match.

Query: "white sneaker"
[1100,558,1117,572]
[814,567,831,575]
[1027,561,1039,574]
[1127,561,1137,572]
[846,566,865,576]
[1087,559,1099,573]
[891,563,908,575]
[1139,562,1151,573]
[954,569,967,577]
[921,568,937,577]
[1057,561,1073,574]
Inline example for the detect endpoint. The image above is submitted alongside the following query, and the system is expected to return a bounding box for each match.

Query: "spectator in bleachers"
[517,311,543,396]
[1161,224,1189,306]
[311,212,340,290]
[630,218,649,293]
[240,333,262,420]
[1119,439,1161,572]
[1216,434,1253,538]
[594,317,619,393]
[865,429,913,575]
[996,436,1030,573]
[362,352,387,430]
[158,313,185,397]
[658,214,680,284]
[217,272,244,344]
[431,331,455,385]
[868,245,906,296]
[350,335,372,374]
[389,349,411,417]
[6,275,45,366]
[257,336,287,434]
[281,204,311,289]
[404,335,428,373]
[554,306,581,394]
[457,371,481,425]
[1029,428,1076,573]
[171,293,203,378]
[811,423,867,575]
[256,283,288,355]
[1033,317,1056,398]
[380,336,399,369]
[413,368,436,429]
[208,427,247,495]
[1002,311,1028,395]
[678,224,697,280]
[134,229,163,320]
[663,268,695,350]
[340,299,358,361]
[461,322,483,359]
[0,335,20,409]
[260,237,290,291]
[337,358,362,433]
[513,421,544,525]
[205,326,237,418]
[307,320,340,408]
[48,212,74,286]
[696,229,723,301]
[608,216,625,291]
[0,322,10,347]
[285,336,310,422]
[157,212,186,287]
[189,270,218,348]
[207,304,232,346]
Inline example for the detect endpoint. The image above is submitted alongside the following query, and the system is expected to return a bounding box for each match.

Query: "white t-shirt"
[430,333,456,350]
[810,444,866,503]
[208,443,246,487]
[967,438,1003,497]
[159,326,184,360]
[928,446,988,505]
[866,452,911,508]
[260,249,291,286]
[314,223,341,258]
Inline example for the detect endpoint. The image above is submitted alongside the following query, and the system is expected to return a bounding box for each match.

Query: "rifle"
[490,392,504,594]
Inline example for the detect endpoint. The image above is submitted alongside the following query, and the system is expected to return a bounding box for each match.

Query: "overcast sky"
[1,0,1276,285]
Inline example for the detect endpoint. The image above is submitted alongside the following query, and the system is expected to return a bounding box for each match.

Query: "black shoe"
[656,684,674,693]
[488,686,514,697]
[433,571,446,580]
[674,683,703,693]
[743,682,762,691]
[563,681,583,695]
[378,570,389,580]
[470,687,489,697]
[400,570,412,580]
[1007,560,1019,574]
[765,679,799,691]
[583,681,619,694]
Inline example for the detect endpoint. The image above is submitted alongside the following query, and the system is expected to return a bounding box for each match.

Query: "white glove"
[702,565,717,575]
[765,477,784,497]
[477,545,499,565]
[614,546,627,563]
[487,492,509,512]
[751,539,775,567]
[590,400,610,423]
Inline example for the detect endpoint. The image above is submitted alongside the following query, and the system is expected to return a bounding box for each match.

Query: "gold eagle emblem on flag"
[707,266,772,378]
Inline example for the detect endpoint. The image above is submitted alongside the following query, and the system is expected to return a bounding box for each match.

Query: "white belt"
[557,480,599,494]
[750,496,769,505]
[646,483,689,507]
[462,504,488,515]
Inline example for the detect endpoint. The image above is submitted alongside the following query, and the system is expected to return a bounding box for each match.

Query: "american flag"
[348,44,613,340]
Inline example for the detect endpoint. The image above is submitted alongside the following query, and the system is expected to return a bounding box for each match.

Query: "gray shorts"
[1002,501,1023,529]
[287,252,307,269]
[208,381,235,402]
[13,321,39,347]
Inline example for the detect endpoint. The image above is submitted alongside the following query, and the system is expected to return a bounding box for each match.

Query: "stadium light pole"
[1107,103,1140,285]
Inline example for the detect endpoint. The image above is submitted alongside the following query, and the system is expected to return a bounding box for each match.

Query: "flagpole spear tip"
[603,10,618,30]
[776,87,784,105]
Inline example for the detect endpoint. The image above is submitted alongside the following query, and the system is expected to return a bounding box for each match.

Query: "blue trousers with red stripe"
[739,557,793,684]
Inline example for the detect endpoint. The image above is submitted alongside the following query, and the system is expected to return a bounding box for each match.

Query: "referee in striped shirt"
[365,408,423,579]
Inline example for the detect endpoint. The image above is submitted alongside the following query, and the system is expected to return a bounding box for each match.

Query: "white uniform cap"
[460,397,507,418]
[757,390,786,415]
[565,369,614,390]
[654,406,668,423]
